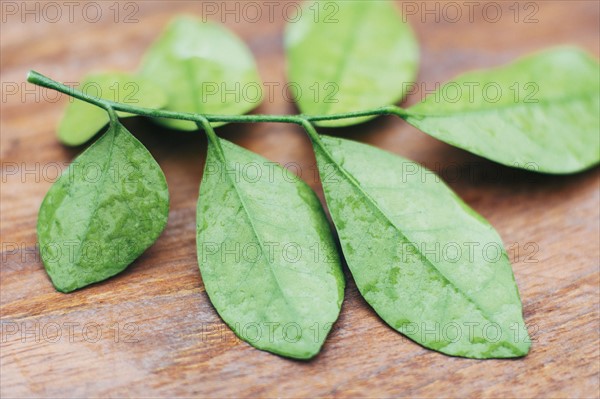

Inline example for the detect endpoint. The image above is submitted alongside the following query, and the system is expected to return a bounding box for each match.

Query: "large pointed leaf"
[285,0,418,127]
[58,72,167,146]
[196,137,344,359]
[38,122,169,292]
[310,134,530,358]
[405,47,600,174]
[139,16,263,131]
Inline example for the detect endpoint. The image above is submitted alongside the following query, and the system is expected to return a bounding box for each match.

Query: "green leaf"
[405,47,600,174]
[311,134,530,358]
[58,72,168,146]
[196,137,344,359]
[139,16,263,131]
[38,121,169,293]
[285,0,418,127]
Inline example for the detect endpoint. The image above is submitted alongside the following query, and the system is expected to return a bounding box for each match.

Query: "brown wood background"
[1,1,599,397]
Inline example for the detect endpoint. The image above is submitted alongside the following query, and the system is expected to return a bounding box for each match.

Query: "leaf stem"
[195,117,229,164]
[195,118,219,148]
[299,119,321,144]
[27,70,410,127]
[106,106,119,126]
[28,71,110,111]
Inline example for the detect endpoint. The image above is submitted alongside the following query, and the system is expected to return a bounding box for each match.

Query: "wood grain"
[1,1,599,397]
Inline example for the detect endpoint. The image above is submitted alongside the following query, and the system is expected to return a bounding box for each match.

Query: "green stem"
[27,70,409,126]
[299,119,321,144]
[106,106,119,126]
[196,117,220,148]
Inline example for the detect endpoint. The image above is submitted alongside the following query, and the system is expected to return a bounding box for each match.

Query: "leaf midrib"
[211,142,303,318]
[320,1,370,115]
[71,125,117,269]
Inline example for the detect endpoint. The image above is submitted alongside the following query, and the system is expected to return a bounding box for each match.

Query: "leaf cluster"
[33,1,599,360]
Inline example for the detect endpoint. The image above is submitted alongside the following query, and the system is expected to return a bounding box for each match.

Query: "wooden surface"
[1,1,599,397]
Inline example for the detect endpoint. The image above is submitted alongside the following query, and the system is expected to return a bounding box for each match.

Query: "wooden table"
[1,1,599,397]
